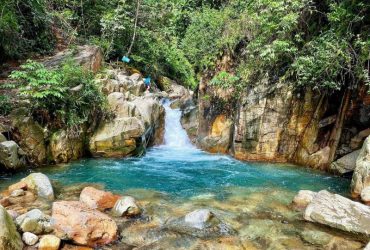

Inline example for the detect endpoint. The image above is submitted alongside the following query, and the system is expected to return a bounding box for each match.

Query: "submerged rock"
[292,190,316,210]
[112,196,141,217]
[300,230,331,246]
[80,186,120,211]
[0,205,23,250]
[15,209,52,234]
[22,232,39,246]
[0,140,26,170]
[21,173,54,200]
[184,209,214,230]
[52,201,117,247]
[351,136,370,200]
[304,190,370,235]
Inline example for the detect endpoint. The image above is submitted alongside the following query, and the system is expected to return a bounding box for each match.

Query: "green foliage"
[9,60,106,127]
[0,95,12,116]
[210,71,240,89]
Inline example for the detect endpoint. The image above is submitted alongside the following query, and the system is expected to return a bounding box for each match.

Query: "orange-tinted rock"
[52,201,117,247]
[8,181,28,193]
[62,244,93,250]
[0,197,10,207]
[79,187,120,211]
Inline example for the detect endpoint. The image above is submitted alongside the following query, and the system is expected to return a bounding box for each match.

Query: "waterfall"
[161,100,194,149]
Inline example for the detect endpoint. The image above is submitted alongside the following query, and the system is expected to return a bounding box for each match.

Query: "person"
[144,76,151,91]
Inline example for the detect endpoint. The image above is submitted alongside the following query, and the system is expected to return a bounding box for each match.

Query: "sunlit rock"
[292,190,316,210]
[21,173,54,200]
[15,209,52,234]
[22,232,38,246]
[351,136,370,200]
[39,235,61,250]
[112,196,141,217]
[79,186,120,211]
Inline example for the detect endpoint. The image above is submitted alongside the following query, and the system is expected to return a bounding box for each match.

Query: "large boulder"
[79,187,120,211]
[51,201,118,247]
[21,173,54,200]
[304,190,370,235]
[0,140,26,170]
[168,83,189,99]
[43,45,103,73]
[49,129,85,164]
[351,136,370,199]
[89,93,165,157]
[15,209,52,234]
[0,205,23,250]
[10,112,47,166]
[330,150,360,175]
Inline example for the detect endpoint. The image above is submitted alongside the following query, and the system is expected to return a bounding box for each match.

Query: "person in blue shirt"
[144,77,151,91]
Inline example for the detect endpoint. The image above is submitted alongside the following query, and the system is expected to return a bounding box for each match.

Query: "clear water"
[0,101,349,198]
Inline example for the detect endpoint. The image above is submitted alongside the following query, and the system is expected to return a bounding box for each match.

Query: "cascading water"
[161,99,194,149]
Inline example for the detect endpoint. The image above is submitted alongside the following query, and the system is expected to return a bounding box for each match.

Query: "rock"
[10,112,47,166]
[351,136,370,200]
[7,209,18,219]
[300,230,331,246]
[184,209,214,230]
[22,232,38,246]
[361,186,370,205]
[61,244,93,250]
[350,128,370,150]
[43,45,103,73]
[21,173,54,200]
[39,235,61,250]
[50,129,85,164]
[365,242,370,250]
[52,201,117,247]
[199,115,233,154]
[181,106,198,143]
[0,140,26,170]
[168,83,189,99]
[10,189,25,197]
[304,190,370,235]
[112,196,141,217]
[330,150,360,175]
[326,237,363,250]
[8,181,27,193]
[15,209,52,234]
[292,190,316,210]
[0,133,6,143]
[79,187,120,211]
[0,205,23,250]
[0,197,10,207]
[129,73,142,82]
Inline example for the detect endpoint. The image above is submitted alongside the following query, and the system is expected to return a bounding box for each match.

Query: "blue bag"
[144,77,151,86]
[122,56,130,63]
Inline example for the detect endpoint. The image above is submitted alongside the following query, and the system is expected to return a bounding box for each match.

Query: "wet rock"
[10,189,25,197]
[15,209,52,234]
[164,209,233,238]
[326,237,363,250]
[292,190,316,210]
[52,201,118,247]
[361,186,370,205]
[0,205,23,250]
[304,190,370,235]
[112,196,141,217]
[351,136,370,200]
[184,209,214,230]
[300,230,331,246]
[39,235,61,250]
[0,140,26,170]
[80,186,120,211]
[50,129,85,164]
[181,106,198,143]
[21,173,54,200]
[330,150,360,175]
[22,232,39,246]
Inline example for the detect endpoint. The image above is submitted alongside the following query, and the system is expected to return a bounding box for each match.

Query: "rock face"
[330,150,360,175]
[304,190,370,235]
[0,205,23,250]
[21,173,54,200]
[52,201,118,247]
[112,196,141,217]
[50,129,85,164]
[181,106,198,143]
[351,136,370,200]
[0,140,26,170]
[89,91,165,157]
[80,187,120,211]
